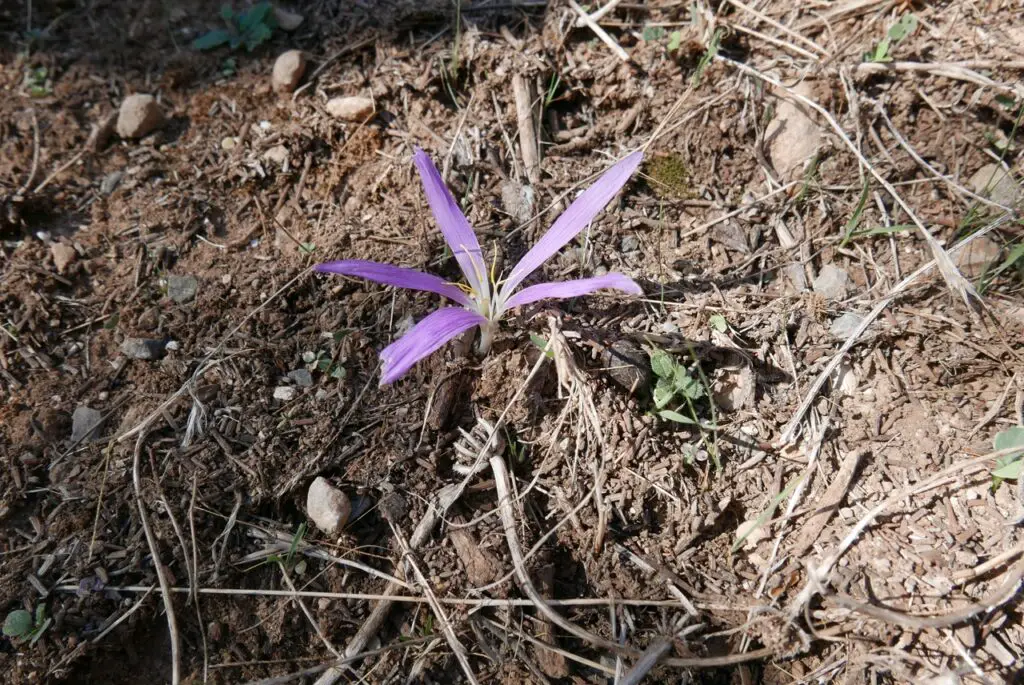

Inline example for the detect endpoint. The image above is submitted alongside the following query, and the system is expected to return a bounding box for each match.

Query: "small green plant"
[528,334,555,359]
[708,313,728,333]
[865,13,917,63]
[192,3,277,52]
[649,348,705,419]
[3,605,49,645]
[667,30,683,53]
[642,25,667,42]
[991,425,1024,483]
[691,28,723,87]
[302,338,346,380]
[23,66,52,98]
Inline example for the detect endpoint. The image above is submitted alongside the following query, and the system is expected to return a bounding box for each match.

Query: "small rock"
[767,81,822,180]
[116,94,165,139]
[121,338,166,360]
[262,144,289,167]
[601,339,651,395]
[379,492,408,523]
[968,163,1022,209]
[220,136,237,151]
[306,477,351,535]
[620,234,640,252]
[71,407,105,443]
[272,49,306,93]
[325,96,375,122]
[287,369,313,387]
[273,386,297,401]
[812,264,852,300]
[273,6,304,30]
[829,312,864,340]
[166,274,198,303]
[954,235,1002,278]
[500,180,535,224]
[100,170,123,195]
[50,242,77,274]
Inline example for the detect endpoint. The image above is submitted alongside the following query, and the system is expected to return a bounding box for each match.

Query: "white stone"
[272,50,306,93]
[968,163,1021,208]
[117,94,165,139]
[306,477,351,535]
[813,264,852,300]
[767,82,822,180]
[273,386,297,401]
[50,242,77,274]
[829,311,864,340]
[325,96,375,122]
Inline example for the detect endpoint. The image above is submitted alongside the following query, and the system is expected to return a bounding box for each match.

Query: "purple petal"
[499,151,643,299]
[379,307,486,384]
[503,273,643,310]
[413,148,490,298]
[315,259,472,307]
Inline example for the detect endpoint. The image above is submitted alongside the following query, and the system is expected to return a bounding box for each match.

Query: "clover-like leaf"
[649,348,675,379]
[653,378,675,409]
[3,609,33,638]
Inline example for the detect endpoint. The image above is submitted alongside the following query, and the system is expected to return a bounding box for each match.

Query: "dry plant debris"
[0,1,1023,684]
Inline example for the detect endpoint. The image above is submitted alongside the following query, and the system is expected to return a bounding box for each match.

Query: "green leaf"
[987,243,1024,279]
[329,365,346,380]
[708,313,727,333]
[653,378,675,409]
[529,334,554,359]
[657,409,700,425]
[220,4,235,21]
[192,29,232,50]
[672,366,704,399]
[239,2,274,31]
[243,22,273,51]
[642,26,666,41]
[3,610,33,638]
[992,458,1023,480]
[301,351,317,364]
[649,348,675,379]
[33,605,45,625]
[994,426,1024,453]
[667,30,682,52]
[887,13,918,41]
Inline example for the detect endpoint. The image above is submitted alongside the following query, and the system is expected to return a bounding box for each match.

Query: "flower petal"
[413,148,490,299]
[500,151,643,299]
[315,259,472,307]
[503,273,643,310]
[379,307,486,384]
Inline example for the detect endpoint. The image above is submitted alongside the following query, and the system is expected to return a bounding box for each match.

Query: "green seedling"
[642,25,666,42]
[23,66,52,98]
[302,347,346,380]
[649,345,720,468]
[193,2,277,52]
[3,605,50,645]
[865,13,917,63]
[528,334,555,359]
[991,426,1024,483]
[667,30,683,52]
[708,313,728,333]
[731,474,803,552]
[691,28,723,87]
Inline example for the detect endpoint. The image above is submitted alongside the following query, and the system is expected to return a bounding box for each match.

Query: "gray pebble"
[100,171,123,195]
[121,338,167,360]
[167,275,198,303]
[812,264,852,301]
[71,407,105,443]
[620,234,641,252]
[287,368,313,387]
[601,339,651,395]
[829,312,865,340]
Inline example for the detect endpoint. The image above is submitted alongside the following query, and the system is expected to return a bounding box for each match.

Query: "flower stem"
[477,321,496,355]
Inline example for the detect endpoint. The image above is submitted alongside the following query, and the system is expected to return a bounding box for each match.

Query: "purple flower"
[317,148,644,384]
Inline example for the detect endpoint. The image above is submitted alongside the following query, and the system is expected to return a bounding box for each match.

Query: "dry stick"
[952,541,1024,583]
[388,521,480,685]
[567,0,630,62]
[718,55,980,309]
[18,109,40,196]
[512,74,541,186]
[490,455,778,668]
[132,432,181,685]
[277,561,341,658]
[777,214,1008,445]
[788,448,866,559]
[572,0,625,27]
[478,616,616,675]
[243,636,436,685]
[33,148,87,195]
[853,61,1024,90]
[57,584,743,609]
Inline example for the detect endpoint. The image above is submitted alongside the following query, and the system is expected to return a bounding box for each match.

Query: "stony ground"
[1,1,1023,683]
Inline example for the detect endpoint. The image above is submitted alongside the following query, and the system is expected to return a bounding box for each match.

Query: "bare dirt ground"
[1,1,1023,683]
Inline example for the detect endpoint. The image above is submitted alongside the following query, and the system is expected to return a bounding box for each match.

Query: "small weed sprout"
[991,425,1024,483]
[865,13,917,63]
[23,66,52,98]
[3,605,50,645]
[648,346,720,468]
[193,3,277,52]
